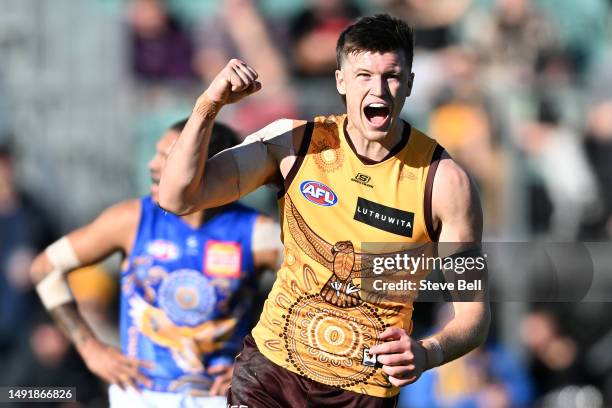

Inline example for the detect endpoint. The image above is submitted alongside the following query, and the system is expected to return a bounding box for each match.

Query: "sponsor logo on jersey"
[351,172,374,188]
[186,235,198,249]
[353,197,414,237]
[300,180,338,206]
[204,241,242,279]
[146,239,180,261]
[185,235,199,256]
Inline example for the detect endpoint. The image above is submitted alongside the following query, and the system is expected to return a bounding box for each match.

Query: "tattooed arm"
[30,200,152,389]
[49,303,96,349]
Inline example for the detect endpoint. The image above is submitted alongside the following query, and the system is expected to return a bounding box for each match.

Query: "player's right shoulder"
[98,199,141,222]
[91,199,142,252]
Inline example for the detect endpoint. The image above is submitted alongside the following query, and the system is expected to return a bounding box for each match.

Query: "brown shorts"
[227,335,398,408]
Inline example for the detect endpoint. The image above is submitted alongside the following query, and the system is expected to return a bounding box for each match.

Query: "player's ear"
[335,69,346,96]
[406,72,415,97]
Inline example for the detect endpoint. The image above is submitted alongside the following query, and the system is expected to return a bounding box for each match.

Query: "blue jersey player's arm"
[31,198,282,394]
[30,199,153,391]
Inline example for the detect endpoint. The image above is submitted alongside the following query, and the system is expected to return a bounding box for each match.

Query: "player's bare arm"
[370,154,490,387]
[30,199,153,390]
[158,59,309,215]
[423,154,490,366]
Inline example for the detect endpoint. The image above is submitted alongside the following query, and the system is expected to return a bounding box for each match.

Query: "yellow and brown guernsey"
[252,114,444,397]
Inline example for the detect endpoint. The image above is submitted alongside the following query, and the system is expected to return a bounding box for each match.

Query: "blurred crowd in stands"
[1,0,612,406]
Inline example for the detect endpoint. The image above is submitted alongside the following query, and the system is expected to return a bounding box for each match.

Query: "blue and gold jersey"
[120,196,258,395]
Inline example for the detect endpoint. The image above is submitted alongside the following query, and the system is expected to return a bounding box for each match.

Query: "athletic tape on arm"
[228,119,294,196]
[252,220,282,251]
[252,220,284,269]
[35,237,80,309]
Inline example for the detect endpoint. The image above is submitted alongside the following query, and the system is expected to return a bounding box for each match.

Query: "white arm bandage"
[35,237,80,310]
[251,220,284,269]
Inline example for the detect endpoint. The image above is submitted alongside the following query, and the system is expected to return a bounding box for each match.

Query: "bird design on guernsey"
[129,296,237,373]
[285,195,424,308]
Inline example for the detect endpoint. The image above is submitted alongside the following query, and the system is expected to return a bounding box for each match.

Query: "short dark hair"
[168,118,241,158]
[336,14,415,69]
[169,118,189,133]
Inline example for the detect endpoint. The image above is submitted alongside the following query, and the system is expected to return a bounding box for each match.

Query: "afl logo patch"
[300,180,338,206]
[146,239,180,261]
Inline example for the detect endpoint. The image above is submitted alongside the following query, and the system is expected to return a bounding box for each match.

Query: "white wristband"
[36,269,74,309]
[36,237,80,309]
[46,237,80,271]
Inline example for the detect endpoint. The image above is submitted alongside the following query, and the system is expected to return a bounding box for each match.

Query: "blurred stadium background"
[0,0,611,406]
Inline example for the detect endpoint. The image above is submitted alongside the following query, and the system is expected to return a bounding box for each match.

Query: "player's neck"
[345,120,404,162]
[180,210,206,228]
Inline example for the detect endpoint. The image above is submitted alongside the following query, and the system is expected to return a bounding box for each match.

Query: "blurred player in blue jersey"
[30,119,282,407]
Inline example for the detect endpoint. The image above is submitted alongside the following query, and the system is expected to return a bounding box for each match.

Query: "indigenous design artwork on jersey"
[280,195,424,387]
[312,120,344,173]
[127,267,237,373]
[284,195,422,307]
[283,241,302,272]
[158,269,217,325]
[282,293,386,388]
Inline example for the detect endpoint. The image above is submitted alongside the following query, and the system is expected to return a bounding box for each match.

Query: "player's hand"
[369,327,428,387]
[207,363,234,396]
[204,59,261,106]
[78,338,154,391]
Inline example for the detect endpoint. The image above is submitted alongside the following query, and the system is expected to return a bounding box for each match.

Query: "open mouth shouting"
[363,102,391,129]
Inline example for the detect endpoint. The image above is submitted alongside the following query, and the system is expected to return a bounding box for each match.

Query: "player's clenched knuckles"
[232,72,250,88]
[203,59,262,106]
[229,59,255,79]
[234,63,256,81]
[243,64,258,79]
[371,341,403,355]
[385,363,417,377]
[231,58,257,77]
[229,69,244,83]
[382,365,404,378]
[376,353,401,366]
[388,376,416,388]
[229,58,245,67]
[232,78,252,93]
[378,351,412,366]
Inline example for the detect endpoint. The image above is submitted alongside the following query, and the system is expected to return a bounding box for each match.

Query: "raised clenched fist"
[204,59,261,106]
